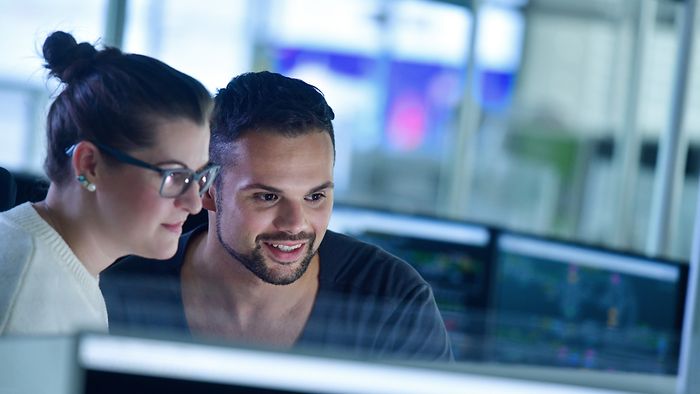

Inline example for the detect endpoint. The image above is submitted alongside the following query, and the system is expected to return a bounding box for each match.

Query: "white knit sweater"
[0,202,108,334]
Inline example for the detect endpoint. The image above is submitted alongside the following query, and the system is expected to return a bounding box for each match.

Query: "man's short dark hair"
[210,71,336,167]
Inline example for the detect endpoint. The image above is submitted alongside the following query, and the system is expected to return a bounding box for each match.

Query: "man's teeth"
[271,243,302,252]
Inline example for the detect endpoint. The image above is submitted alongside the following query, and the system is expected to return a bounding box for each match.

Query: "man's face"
[213,130,334,285]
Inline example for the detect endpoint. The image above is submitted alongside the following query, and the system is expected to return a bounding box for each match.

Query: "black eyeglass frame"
[65,142,220,198]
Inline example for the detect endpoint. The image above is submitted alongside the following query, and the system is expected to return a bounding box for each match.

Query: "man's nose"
[273,200,306,235]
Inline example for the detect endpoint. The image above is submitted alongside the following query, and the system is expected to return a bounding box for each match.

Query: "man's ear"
[202,181,217,212]
[70,141,100,183]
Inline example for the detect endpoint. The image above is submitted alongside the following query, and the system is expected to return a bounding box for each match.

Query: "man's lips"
[262,240,308,262]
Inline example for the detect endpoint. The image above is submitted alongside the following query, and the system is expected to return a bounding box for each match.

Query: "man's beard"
[215,209,316,286]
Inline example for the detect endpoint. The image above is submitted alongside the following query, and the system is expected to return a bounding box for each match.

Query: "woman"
[0,31,219,334]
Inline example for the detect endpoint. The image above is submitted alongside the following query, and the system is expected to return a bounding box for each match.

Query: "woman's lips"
[161,222,184,234]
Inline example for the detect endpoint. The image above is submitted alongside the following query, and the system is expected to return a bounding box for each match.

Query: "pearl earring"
[77,174,96,192]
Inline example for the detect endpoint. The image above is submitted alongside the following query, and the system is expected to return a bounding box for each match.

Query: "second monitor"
[487,232,687,374]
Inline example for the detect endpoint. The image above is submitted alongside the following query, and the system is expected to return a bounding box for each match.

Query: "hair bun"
[42,31,98,83]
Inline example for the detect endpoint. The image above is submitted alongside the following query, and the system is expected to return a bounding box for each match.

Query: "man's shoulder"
[102,224,203,280]
[311,231,453,362]
[103,253,180,278]
[103,245,184,278]
[320,230,428,294]
[100,227,198,334]
[320,230,416,271]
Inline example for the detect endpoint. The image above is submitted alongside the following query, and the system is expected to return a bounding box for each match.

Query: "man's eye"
[257,193,278,202]
[307,193,326,202]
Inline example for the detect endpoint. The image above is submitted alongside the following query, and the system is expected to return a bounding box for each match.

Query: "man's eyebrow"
[242,181,334,194]
[309,182,334,194]
[241,183,283,193]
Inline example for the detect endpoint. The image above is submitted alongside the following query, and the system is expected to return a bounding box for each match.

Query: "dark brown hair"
[42,31,212,183]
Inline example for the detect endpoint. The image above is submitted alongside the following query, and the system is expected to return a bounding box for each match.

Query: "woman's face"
[96,117,210,260]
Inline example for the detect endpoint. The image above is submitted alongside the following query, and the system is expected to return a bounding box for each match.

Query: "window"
[0,0,107,173]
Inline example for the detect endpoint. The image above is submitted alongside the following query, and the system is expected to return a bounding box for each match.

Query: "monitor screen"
[487,232,687,374]
[75,332,631,394]
[328,205,494,360]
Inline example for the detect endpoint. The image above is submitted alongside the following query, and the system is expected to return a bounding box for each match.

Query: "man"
[102,71,453,361]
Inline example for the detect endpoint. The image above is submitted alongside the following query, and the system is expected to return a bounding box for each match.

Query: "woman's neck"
[36,184,117,276]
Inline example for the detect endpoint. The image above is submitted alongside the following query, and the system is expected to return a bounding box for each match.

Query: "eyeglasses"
[65,142,220,198]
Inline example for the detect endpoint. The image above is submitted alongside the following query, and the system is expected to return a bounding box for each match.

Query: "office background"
[2,0,698,261]
[1,0,699,392]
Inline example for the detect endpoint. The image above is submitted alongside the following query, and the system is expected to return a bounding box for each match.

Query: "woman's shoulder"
[1,202,45,236]
[0,204,36,252]
[0,207,37,332]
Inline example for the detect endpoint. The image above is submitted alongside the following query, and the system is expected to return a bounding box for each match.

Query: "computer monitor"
[487,232,687,374]
[328,205,494,360]
[74,332,632,394]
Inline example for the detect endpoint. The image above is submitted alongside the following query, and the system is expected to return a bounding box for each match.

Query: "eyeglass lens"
[160,167,218,198]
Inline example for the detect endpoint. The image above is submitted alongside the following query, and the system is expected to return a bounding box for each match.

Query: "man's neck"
[180,227,319,346]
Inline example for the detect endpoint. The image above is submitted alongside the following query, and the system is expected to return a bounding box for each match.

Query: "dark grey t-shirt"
[101,226,453,362]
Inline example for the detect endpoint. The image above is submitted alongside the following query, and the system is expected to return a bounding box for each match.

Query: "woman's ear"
[70,141,100,188]
[201,180,217,212]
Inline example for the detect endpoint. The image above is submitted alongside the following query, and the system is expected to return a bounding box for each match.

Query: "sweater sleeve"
[0,224,34,333]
